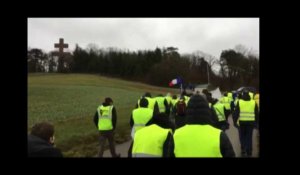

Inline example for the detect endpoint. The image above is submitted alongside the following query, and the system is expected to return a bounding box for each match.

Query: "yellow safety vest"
[155,96,166,113]
[97,105,113,131]
[227,92,233,102]
[239,100,255,121]
[221,96,231,110]
[132,124,171,157]
[171,98,178,108]
[132,108,153,133]
[138,97,156,110]
[249,92,254,100]
[137,98,141,108]
[174,124,222,157]
[145,97,156,110]
[165,96,172,107]
[234,98,239,106]
[213,102,226,122]
[184,96,190,106]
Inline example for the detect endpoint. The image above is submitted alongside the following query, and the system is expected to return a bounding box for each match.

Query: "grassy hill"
[28,73,179,157]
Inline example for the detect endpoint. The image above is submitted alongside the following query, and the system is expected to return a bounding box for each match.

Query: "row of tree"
[27,44,259,91]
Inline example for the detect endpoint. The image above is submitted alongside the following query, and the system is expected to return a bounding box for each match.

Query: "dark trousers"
[217,121,228,131]
[98,130,118,157]
[224,109,231,121]
[239,123,254,156]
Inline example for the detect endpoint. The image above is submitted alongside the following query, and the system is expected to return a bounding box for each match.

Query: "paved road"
[102,115,259,158]
[225,115,259,157]
[103,140,131,157]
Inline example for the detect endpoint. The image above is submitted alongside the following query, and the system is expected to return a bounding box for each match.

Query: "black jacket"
[184,95,235,157]
[94,102,117,130]
[28,135,63,157]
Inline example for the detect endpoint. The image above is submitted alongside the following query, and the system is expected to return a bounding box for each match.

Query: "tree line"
[28,44,259,91]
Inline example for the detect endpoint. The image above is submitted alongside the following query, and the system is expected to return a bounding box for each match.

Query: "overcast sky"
[28,18,259,58]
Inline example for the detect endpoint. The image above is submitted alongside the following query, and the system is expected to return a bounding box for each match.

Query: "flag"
[169,77,182,87]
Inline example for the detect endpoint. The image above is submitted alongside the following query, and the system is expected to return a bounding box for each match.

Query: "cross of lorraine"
[54,38,68,57]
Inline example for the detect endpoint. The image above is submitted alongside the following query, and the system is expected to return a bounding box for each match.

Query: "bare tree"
[234,44,249,56]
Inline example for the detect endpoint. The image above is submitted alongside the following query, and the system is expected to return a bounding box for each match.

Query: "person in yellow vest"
[227,91,233,99]
[181,91,190,105]
[233,90,259,157]
[93,97,120,157]
[174,95,235,157]
[128,113,174,157]
[155,94,170,115]
[212,99,227,131]
[206,96,220,129]
[220,92,231,123]
[165,92,173,109]
[130,97,154,138]
[136,92,159,116]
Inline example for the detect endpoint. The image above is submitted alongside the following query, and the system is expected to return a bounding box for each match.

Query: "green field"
[28,73,179,157]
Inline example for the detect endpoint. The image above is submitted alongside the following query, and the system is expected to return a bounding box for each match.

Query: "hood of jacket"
[185,94,214,125]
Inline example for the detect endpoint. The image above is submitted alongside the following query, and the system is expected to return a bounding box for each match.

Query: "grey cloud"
[28,18,259,58]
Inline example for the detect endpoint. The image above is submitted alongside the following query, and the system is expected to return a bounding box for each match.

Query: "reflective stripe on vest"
[132,108,153,133]
[213,103,226,122]
[239,100,255,121]
[97,105,113,130]
[174,124,222,157]
[132,124,170,157]
[155,97,166,113]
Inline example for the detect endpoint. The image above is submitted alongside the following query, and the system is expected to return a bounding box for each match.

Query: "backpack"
[176,100,186,115]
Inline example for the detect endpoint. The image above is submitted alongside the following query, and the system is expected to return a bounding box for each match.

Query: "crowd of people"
[28,88,259,158]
